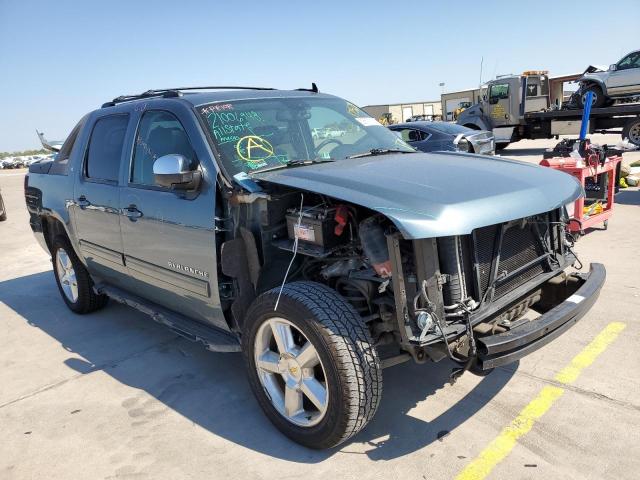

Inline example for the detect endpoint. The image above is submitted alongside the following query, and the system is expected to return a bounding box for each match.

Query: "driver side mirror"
[609,64,617,71]
[153,154,201,191]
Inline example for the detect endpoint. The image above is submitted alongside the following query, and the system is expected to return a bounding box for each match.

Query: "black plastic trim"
[477,263,605,370]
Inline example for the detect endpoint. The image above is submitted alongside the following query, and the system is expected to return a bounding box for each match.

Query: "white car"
[579,49,640,107]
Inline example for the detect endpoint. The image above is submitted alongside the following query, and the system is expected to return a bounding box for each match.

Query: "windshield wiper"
[347,148,415,159]
[249,158,335,174]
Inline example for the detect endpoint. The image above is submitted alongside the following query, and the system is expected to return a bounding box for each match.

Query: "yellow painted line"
[455,321,626,480]
[554,322,626,384]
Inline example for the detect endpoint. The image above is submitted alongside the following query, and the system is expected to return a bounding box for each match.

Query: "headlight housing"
[456,136,470,152]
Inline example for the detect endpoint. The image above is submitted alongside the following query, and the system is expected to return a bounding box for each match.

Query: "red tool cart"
[540,149,622,234]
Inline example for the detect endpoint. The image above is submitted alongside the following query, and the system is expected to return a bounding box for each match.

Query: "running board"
[95,284,241,353]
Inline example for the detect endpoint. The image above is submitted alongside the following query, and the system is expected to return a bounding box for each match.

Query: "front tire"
[52,236,108,314]
[580,85,606,108]
[242,281,382,449]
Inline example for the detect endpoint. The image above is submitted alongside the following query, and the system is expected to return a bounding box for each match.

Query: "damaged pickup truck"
[25,86,605,449]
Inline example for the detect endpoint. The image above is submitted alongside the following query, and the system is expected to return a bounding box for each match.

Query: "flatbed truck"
[457,71,640,148]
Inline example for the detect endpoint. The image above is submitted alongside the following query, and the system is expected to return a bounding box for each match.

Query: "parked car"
[25,86,603,449]
[406,114,433,122]
[389,121,495,155]
[8,157,25,168]
[579,49,640,107]
[0,188,6,221]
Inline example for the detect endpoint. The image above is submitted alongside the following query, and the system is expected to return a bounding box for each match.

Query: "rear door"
[119,107,225,328]
[72,114,130,284]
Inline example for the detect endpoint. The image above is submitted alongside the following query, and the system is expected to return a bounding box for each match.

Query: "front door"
[119,109,225,328]
[607,51,640,95]
[487,82,512,127]
[392,127,432,152]
[73,113,130,284]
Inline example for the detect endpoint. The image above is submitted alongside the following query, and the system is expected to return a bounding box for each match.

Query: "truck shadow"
[501,147,546,158]
[1,271,516,463]
[615,189,640,206]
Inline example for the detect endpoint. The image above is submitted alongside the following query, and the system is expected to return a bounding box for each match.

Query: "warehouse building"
[362,100,442,124]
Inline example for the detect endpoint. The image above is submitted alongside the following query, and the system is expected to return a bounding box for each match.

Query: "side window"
[395,128,425,143]
[85,115,129,182]
[617,52,640,70]
[50,120,84,175]
[132,111,196,186]
[489,83,509,100]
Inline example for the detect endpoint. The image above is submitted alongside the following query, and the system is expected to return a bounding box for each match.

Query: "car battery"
[286,208,340,248]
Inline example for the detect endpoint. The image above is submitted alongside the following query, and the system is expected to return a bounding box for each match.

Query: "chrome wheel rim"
[628,122,640,144]
[582,91,598,106]
[254,317,328,427]
[56,248,78,303]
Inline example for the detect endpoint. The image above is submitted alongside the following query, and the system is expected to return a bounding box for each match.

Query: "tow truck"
[457,71,640,149]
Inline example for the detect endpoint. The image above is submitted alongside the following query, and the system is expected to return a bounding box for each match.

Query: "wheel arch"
[580,79,608,96]
[41,215,78,257]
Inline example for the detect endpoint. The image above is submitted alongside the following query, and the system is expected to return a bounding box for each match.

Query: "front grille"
[473,214,553,301]
[474,225,499,295]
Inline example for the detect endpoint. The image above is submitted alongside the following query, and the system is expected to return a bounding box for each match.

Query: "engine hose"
[415,279,476,370]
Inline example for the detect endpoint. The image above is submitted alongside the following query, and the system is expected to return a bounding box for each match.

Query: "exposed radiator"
[472,213,556,301]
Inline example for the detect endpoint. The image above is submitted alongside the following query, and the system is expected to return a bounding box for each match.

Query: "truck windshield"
[197,96,413,176]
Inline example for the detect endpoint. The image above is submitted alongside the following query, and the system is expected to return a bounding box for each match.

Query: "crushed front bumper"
[476,263,606,370]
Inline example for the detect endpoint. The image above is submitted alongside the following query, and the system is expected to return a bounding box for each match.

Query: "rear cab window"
[84,115,129,183]
[49,119,85,175]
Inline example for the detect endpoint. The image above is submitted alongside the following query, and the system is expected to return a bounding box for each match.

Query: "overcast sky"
[1,0,638,151]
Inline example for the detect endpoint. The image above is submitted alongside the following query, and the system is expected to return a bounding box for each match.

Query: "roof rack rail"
[101,84,319,108]
[102,86,277,108]
[296,83,319,93]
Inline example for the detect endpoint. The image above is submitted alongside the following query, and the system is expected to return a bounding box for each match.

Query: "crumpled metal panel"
[253,151,581,239]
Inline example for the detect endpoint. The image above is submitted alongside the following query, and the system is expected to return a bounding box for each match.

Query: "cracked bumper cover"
[476,263,606,370]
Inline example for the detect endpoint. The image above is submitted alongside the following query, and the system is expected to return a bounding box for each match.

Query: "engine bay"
[219,183,578,367]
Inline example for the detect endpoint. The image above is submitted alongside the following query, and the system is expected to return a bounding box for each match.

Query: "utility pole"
[479,56,484,87]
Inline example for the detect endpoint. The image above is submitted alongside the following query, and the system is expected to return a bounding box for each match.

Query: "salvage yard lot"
[1,136,639,480]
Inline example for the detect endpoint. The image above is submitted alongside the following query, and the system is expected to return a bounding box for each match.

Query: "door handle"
[123,204,143,221]
[77,195,90,209]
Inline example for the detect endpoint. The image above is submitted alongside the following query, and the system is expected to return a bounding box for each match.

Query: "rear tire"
[52,236,108,314]
[622,118,640,146]
[242,281,382,449]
